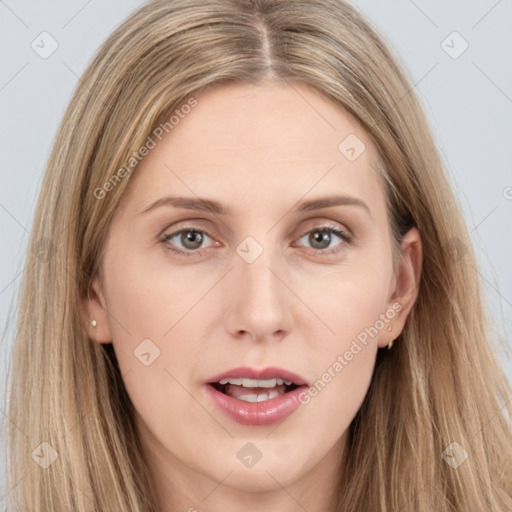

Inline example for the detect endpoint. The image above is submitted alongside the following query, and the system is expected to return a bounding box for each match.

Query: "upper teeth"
[218,377,293,387]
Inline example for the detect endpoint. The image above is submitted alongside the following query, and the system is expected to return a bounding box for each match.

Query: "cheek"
[300,343,376,437]
[293,253,391,412]
[101,248,208,402]
[295,275,385,437]
[103,247,196,337]
[299,252,392,340]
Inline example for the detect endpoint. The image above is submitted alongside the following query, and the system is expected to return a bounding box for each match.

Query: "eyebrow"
[140,194,371,216]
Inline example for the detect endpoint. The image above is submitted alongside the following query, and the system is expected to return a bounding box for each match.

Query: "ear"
[379,227,423,348]
[80,274,113,344]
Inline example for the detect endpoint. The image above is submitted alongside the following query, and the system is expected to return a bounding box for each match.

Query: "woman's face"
[86,81,421,506]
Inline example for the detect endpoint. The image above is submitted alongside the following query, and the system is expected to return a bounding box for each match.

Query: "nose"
[224,245,294,343]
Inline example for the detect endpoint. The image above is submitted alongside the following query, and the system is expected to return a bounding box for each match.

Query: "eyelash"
[161,224,352,258]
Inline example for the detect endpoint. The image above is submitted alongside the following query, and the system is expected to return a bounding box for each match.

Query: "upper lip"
[206,366,309,386]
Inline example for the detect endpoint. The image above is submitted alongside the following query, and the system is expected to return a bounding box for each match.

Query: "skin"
[84,81,422,512]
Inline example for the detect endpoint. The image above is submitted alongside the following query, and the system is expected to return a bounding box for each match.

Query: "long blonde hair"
[4,0,512,510]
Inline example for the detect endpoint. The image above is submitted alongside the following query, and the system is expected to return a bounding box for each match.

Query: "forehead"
[122,81,386,215]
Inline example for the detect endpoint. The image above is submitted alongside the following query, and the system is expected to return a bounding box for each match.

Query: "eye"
[295,225,352,255]
[161,224,352,258]
[161,227,215,257]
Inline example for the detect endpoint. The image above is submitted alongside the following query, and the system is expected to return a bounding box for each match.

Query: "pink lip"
[204,366,309,426]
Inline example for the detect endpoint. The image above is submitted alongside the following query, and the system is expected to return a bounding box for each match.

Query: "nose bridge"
[237,234,283,308]
[225,233,293,339]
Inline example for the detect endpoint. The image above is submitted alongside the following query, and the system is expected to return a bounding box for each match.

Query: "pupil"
[309,230,330,249]
[182,230,203,249]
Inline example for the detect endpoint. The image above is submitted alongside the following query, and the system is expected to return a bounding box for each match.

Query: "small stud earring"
[91,320,97,327]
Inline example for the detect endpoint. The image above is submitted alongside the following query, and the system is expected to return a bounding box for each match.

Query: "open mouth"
[205,371,308,425]
[209,378,300,403]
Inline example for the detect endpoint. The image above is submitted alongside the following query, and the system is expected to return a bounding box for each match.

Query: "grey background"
[0,0,511,500]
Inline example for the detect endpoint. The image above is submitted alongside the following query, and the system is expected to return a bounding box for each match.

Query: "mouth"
[204,366,309,426]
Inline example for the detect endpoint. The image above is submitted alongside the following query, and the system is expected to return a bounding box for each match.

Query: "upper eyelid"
[298,223,351,237]
[161,216,351,235]
[161,222,350,237]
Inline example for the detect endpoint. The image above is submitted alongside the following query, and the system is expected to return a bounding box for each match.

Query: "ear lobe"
[380,227,423,348]
[81,275,113,344]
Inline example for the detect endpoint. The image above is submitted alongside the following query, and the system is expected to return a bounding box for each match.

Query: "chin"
[217,465,301,493]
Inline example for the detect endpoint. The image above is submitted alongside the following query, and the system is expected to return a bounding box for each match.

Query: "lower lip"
[204,384,307,426]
